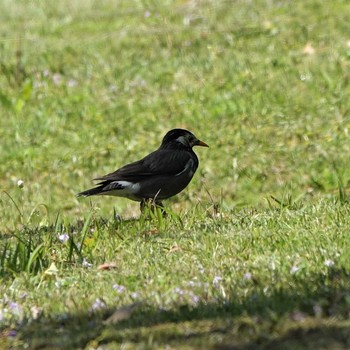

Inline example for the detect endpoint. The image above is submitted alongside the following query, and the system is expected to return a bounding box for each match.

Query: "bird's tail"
[76,186,104,197]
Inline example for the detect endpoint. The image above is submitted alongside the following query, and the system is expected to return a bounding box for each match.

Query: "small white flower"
[300,73,312,82]
[313,304,322,317]
[187,280,196,287]
[324,259,335,267]
[30,306,42,319]
[52,73,62,85]
[33,81,43,89]
[67,79,77,87]
[82,258,92,268]
[58,233,69,243]
[212,276,223,285]
[108,84,118,92]
[198,266,205,274]
[173,287,185,296]
[290,266,299,274]
[291,311,306,322]
[17,179,24,188]
[131,292,140,299]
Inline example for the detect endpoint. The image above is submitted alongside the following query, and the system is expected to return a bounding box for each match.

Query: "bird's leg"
[140,199,148,213]
[140,199,154,218]
[140,199,167,218]
[155,201,167,217]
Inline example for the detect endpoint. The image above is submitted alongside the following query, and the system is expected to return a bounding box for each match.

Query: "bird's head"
[160,129,209,150]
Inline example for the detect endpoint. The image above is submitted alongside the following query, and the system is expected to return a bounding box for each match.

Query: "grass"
[1,0,350,348]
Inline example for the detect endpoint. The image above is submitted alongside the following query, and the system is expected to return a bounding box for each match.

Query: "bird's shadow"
[9,267,350,349]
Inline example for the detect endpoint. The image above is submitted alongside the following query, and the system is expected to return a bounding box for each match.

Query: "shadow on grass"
[232,325,350,350]
[9,267,350,349]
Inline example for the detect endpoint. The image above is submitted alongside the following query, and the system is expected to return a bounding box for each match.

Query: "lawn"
[1,0,350,349]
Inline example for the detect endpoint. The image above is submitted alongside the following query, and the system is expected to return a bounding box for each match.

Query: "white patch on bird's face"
[176,135,190,147]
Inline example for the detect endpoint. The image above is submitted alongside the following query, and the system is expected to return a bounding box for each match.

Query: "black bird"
[77,129,209,212]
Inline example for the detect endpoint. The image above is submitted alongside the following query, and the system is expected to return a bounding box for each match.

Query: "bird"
[77,128,209,213]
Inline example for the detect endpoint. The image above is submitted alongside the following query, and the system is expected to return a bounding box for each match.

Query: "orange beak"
[196,139,209,147]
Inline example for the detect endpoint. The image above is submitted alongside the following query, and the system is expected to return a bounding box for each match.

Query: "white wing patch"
[101,181,141,200]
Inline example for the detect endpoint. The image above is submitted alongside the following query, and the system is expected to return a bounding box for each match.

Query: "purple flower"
[243,272,252,280]
[7,330,17,337]
[112,284,126,293]
[173,287,185,296]
[212,276,223,285]
[91,298,106,311]
[58,233,69,243]
[9,302,23,318]
[9,302,18,310]
[190,293,200,304]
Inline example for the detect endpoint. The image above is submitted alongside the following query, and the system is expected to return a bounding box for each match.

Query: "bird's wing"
[93,149,193,183]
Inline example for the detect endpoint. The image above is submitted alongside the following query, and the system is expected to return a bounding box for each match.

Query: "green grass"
[1,0,350,349]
